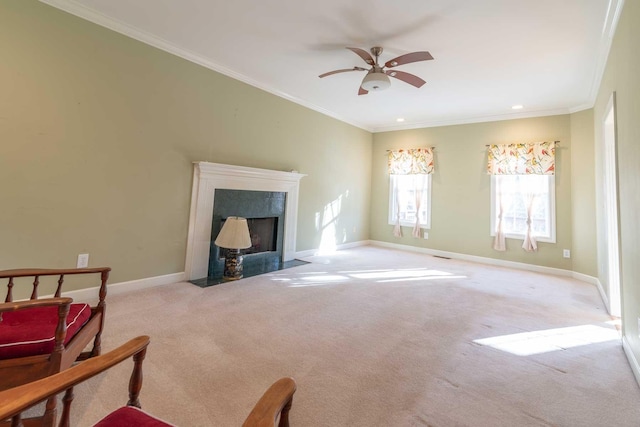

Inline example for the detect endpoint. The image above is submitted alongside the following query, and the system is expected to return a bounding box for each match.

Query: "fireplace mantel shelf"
[184,162,306,281]
[195,162,306,182]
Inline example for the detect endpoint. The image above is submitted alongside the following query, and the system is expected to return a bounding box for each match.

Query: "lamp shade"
[361,72,390,91]
[214,217,252,249]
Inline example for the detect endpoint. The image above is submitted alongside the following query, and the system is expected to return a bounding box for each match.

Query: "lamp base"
[223,250,244,281]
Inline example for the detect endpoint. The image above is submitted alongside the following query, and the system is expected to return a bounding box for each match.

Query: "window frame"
[490,174,556,243]
[388,174,432,230]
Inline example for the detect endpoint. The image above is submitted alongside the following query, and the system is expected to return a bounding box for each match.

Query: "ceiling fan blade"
[384,51,433,68]
[358,86,368,96]
[385,70,426,88]
[319,67,367,78]
[346,47,375,66]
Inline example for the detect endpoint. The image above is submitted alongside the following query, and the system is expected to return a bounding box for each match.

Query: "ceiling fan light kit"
[319,46,433,95]
[361,72,391,91]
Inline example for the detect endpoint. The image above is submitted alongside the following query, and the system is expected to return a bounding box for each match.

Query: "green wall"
[371,115,580,270]
[0,1,372,288]
[592,0,640,372]
[570,109,597,277]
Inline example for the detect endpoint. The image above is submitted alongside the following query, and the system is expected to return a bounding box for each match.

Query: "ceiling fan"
[319,46,434,95]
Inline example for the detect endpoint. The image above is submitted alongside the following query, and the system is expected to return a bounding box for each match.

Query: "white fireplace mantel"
[184,162,306,280]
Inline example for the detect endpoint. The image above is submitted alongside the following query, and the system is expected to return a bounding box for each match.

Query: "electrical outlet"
[563,249,571,258]
[77,253,89,268]
[423,231,429,239]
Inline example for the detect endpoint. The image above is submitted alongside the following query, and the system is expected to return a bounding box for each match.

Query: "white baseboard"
[571,271,599,286]
[622,336,640,387]
[593,277,610,314]
[368,240,603,284]
[61,272,186,303]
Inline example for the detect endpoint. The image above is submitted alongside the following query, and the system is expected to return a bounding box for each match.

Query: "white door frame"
[602,92,622,318]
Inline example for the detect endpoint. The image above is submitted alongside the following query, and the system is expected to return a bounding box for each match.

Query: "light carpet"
[64,246,640,426]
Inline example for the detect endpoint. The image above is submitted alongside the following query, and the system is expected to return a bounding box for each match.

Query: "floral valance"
[487,141,556,175]
[388,148,434,175]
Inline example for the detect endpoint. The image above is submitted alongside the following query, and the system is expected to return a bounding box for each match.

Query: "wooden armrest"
[0,268,111,278]
[243,377,297,427]
[0,297,73,313]
[0,336,150,421]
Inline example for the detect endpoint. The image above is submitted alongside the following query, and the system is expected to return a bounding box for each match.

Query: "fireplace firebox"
[218,217,278,259]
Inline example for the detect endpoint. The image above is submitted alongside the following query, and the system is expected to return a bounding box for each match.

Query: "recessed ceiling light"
[512,105,524,110]
[396,118,405,122]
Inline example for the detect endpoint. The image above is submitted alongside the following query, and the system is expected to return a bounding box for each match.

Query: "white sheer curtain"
[412,175,427,238]
[493,177,506,251]
[521,192,537,251]
[393,177,402,237]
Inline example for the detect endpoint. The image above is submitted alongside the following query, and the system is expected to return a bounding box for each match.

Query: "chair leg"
[60,387,74,427]
[42,396,57,427]
[10,413,23,427]
[278,400,292,427]
[90,333,103,358]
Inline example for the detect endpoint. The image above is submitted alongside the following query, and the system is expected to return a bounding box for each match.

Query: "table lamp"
[214,216,252,281]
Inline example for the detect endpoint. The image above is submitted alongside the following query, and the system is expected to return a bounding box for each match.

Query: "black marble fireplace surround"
[189,189,307,287]
[210,188,285,275]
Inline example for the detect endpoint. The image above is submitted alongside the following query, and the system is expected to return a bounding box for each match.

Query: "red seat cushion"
[92,406,176,427]
[0,303,91,359]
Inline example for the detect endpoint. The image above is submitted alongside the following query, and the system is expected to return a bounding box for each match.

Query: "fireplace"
[208,189,286,279]
[184,162,306,281]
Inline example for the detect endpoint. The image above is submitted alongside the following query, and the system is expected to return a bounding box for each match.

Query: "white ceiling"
[40,0,622,132]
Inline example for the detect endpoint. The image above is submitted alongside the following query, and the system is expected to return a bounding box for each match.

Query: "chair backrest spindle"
[5,278,13,303]
[55,275,65,298]
[30,276,39,300]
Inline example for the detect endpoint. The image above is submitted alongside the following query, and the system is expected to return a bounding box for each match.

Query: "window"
[388,174,431,229]
[490,174,555,242]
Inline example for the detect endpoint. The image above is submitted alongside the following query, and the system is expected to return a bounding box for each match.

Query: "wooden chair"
[0,268,111,426]
[0,336,297,427]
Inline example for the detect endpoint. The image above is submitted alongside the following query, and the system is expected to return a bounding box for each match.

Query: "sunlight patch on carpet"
[474,325,620,356]
[346,269,460,280]
[301,274,349,282]
[276,268,467,287]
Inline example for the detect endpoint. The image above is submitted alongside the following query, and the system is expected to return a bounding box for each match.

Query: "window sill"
[389,222,431,229]
[490,233,556,244]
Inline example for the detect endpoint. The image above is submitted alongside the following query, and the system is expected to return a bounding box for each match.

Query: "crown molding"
[39,0,623,135]
[585,0,625,107]
[372,107,573,133]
